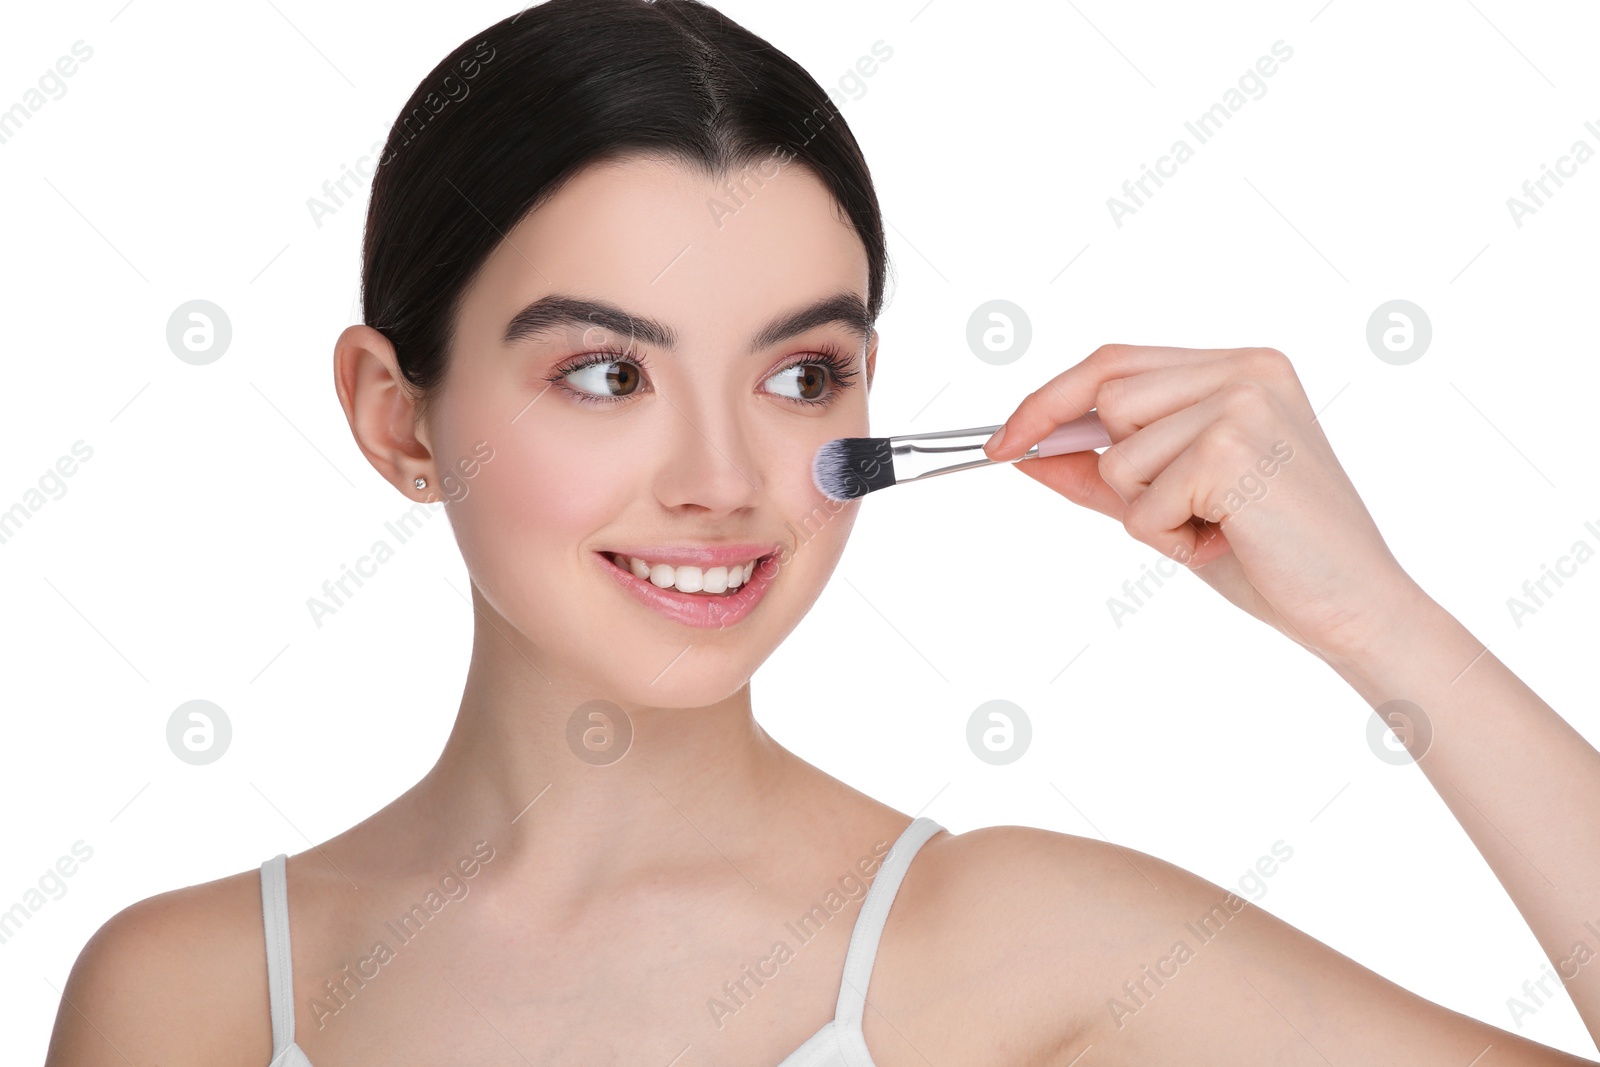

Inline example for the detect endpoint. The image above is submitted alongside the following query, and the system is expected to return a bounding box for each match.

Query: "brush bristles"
[812,437,897,501]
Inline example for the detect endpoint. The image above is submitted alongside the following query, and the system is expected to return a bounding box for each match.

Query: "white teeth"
[615,553,762,595]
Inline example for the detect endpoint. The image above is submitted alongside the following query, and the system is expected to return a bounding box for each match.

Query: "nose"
[651,399,764,516]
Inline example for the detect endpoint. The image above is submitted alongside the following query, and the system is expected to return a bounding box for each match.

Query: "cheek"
[777,463,860,581]
[447,430,619,585]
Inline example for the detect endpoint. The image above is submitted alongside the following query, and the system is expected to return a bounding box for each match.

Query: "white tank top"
[260,816,945,1066]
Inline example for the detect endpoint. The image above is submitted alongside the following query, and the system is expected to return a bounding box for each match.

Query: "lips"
[595,549,780,629]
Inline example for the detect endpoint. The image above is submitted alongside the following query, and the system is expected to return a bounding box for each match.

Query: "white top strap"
[259,854,297,1055]
[833,817,944,1031]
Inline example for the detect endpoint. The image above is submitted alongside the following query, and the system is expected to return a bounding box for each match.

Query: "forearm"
[1323,583,1600,1046]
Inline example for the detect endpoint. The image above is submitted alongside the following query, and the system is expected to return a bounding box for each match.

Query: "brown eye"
[766,361,830,402]
[563,355,643,398]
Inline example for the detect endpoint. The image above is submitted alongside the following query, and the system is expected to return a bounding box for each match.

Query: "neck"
[393,592,794,895]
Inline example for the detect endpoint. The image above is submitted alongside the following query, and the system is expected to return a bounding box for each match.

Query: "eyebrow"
[500,290,872,354]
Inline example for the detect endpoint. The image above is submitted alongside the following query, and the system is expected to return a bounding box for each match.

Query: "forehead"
[459,153,870,351]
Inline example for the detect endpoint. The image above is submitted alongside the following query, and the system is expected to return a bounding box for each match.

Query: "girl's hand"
[983,344,1428,661]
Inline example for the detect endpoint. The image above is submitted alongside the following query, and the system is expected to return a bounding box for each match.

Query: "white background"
[2,0,1597,1058]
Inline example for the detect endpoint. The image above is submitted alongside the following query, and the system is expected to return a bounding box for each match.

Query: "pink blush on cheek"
[506,436,622,537]
[443,433,619,588]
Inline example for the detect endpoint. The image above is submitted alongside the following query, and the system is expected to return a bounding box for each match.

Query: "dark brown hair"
[361,0,892,423]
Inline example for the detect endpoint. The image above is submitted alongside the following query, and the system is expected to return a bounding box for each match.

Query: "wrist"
[1319,580,1472,699]
[1318,575,1459,684]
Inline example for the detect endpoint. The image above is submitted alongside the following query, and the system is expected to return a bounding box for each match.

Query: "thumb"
[1009,451,1126,521]
[1179,517,1234,568]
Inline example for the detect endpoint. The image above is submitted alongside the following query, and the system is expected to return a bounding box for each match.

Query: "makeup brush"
[812,411,1112,502]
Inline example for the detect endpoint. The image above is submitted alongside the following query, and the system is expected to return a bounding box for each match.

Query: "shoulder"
[45,861,276,1067]
[906,820,1184,937]
[891,823,1233,1051]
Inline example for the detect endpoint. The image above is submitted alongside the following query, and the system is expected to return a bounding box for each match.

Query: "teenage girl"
[46,2,1600,1064]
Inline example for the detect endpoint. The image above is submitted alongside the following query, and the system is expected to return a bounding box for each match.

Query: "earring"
[414,476,428,489]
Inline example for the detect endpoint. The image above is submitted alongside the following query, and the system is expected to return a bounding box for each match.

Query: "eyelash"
[543,342,861,408]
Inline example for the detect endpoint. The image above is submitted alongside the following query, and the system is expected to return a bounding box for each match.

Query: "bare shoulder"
[45,863,275,1067]
[882,824,1132,1048]
[896,824,1598,1066]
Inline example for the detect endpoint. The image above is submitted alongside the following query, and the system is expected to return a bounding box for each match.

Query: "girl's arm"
[1325,577,1600,1045]
[973,344,1600,1061]
[941,588,1600,1064]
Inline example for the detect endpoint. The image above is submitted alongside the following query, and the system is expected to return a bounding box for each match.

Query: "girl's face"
[424,153,877,707]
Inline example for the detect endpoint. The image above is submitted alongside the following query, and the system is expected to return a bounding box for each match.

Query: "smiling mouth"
[601,550,778,597]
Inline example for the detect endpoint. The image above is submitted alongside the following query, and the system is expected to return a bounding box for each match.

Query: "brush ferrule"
[881,423,1046,484]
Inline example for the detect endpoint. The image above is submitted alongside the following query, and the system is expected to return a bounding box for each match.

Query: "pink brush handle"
[1030,410,1112,458]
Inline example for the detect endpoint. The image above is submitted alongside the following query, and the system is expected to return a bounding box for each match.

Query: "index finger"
[982,344,1241,461]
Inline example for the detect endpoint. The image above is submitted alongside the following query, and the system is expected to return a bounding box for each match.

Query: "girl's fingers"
[1090,355,1247,441]
[994,346,1302,576]
[1011,399,1235,566]
[1096,387,1235,506]
[1118,434,1236,567]
[982,344,1240,462]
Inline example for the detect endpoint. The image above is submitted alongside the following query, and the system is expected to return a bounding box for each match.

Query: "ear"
[865,327,878,391]
[332,324,435,499]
